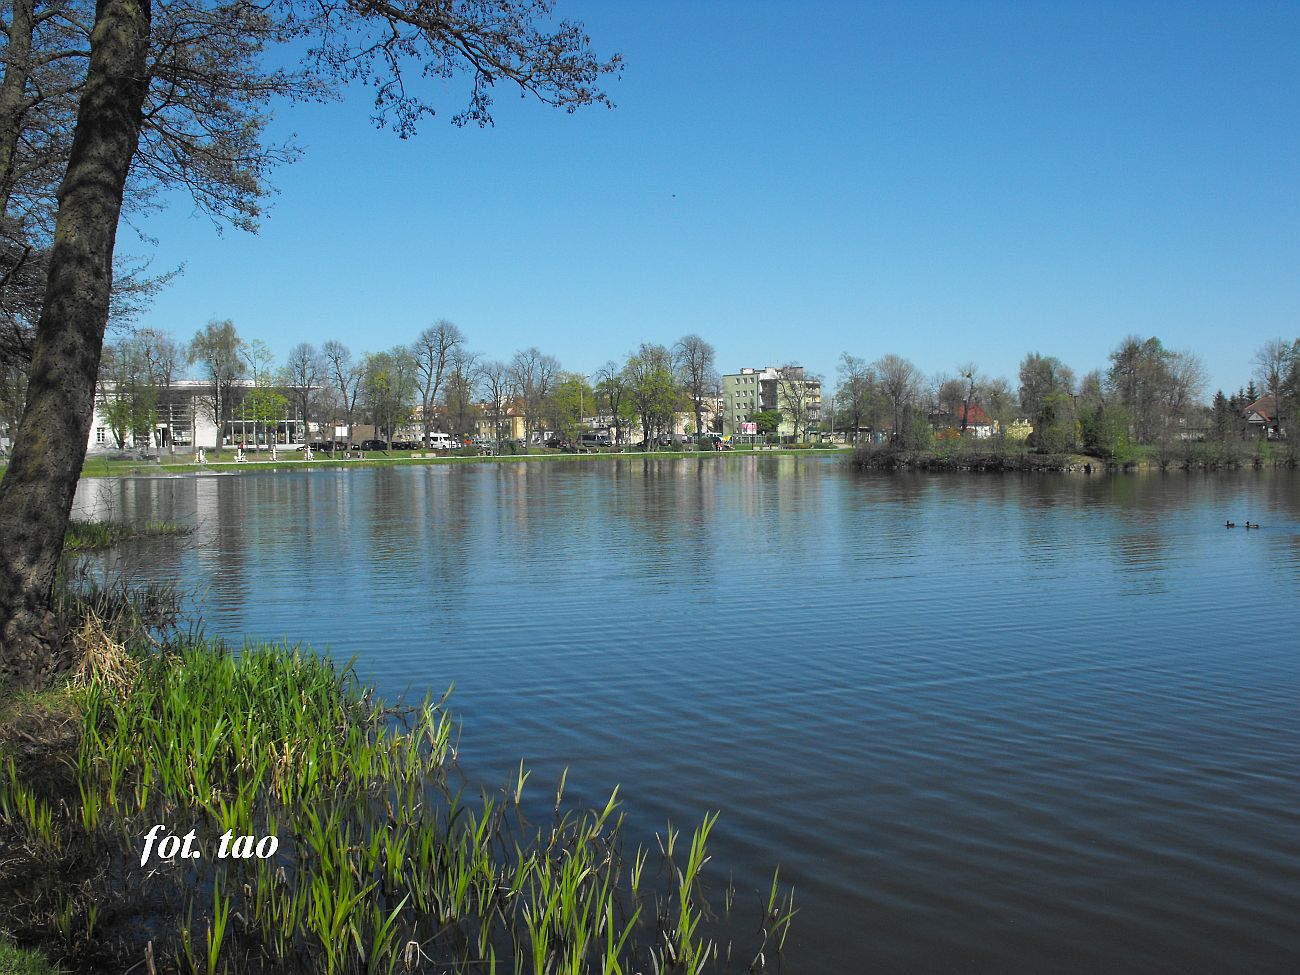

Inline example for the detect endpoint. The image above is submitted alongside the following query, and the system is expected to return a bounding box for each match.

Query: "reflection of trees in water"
[407,467,473,614]
[72,478,195,592]
[617,457,719,591]
[73,466,1300,627]
[481,457,735,596]
[991,471,1300,589]
[206,478,251,607]
[727,455,827,568]
[500,458,718,593]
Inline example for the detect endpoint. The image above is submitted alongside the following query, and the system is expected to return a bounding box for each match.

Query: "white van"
[424,433,457,450]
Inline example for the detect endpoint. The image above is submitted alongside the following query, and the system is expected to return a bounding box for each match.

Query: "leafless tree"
[672,334,717,437]
[982,376,1016,440]
[479,359,512,443]
[1163,351,1206,430]
[510,347,560,443]
[835,353,877,443]
[873,354,922,441]
[411,319,464,445]
[775,365,820,442]
[1253,338,1294,437]
[283,342,325,450]
[139,327,182,453]
[957,362,979,435]
[594,359,629,445]
[443,346,480,438]
[323,339,361,448]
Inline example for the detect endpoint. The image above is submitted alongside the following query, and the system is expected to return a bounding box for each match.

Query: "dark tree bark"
[0,0,151,689]
[0,0,38,218]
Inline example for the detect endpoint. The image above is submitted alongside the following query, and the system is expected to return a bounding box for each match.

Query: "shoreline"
[849,445,1295,474]
[48,444,847,478]
[3,442,1291,481]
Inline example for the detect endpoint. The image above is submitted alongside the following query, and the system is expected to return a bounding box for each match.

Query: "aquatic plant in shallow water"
[0,639,796,973]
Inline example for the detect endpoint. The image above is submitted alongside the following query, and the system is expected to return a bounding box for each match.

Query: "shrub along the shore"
[0,564,794,974]
[850,436,1292,472]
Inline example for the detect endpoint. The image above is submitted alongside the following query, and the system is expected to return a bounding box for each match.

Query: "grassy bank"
[0,615,793,973]
[0,443,840,479]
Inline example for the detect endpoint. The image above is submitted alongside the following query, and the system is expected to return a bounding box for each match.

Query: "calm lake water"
[74,456,1300,972]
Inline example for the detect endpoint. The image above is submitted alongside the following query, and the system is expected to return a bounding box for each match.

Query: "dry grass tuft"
[70,614,139,702]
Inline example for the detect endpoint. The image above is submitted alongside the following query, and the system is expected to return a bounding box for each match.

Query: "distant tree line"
[830,336,1300,460]
[67,326,1300,460]
[78,321,727,454]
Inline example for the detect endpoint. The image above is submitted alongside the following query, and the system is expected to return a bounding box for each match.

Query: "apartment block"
[722,366,822,438]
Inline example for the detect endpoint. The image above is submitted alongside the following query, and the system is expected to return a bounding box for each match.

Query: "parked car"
[656,434,693,449]
[359,439,388,451]
[544,436,570,449]
[424,433,457,450]
[578,432,611,451]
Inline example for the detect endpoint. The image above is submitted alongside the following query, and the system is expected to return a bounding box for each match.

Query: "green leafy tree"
[751,409,781,435]
[1080,402,1133,461]
[187,319,246,455]
[1018,353,1076,453]
[1210,390,1235,443]
[242,386,289,454]
[623,344,679,447]
[548,373,593,442]
[98,335,158,449]
[362,348,418,448]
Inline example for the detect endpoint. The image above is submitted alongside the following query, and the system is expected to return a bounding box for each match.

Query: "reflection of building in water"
[87,379,309,454]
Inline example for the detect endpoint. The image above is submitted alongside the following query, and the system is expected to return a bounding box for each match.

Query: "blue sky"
[129,0,1299,396]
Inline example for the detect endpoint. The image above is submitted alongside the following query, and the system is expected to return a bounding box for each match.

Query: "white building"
[87,379,308,454]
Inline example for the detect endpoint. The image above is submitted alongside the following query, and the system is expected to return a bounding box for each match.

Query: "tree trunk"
[0,0,36,219]
[0,0,152,691]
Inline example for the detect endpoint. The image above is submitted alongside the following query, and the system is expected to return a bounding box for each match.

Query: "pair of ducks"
[1225,520,1260,529]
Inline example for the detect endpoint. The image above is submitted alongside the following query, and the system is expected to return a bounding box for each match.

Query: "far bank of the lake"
[0,444,844,479]
[7,439,1293,481]
[850,442,1297,473]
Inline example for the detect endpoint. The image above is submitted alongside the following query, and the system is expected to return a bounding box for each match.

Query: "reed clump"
[63,519,190,553]
[0,640,795,973]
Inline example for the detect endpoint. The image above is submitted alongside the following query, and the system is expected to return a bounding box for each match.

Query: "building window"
[95,427,105,444]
